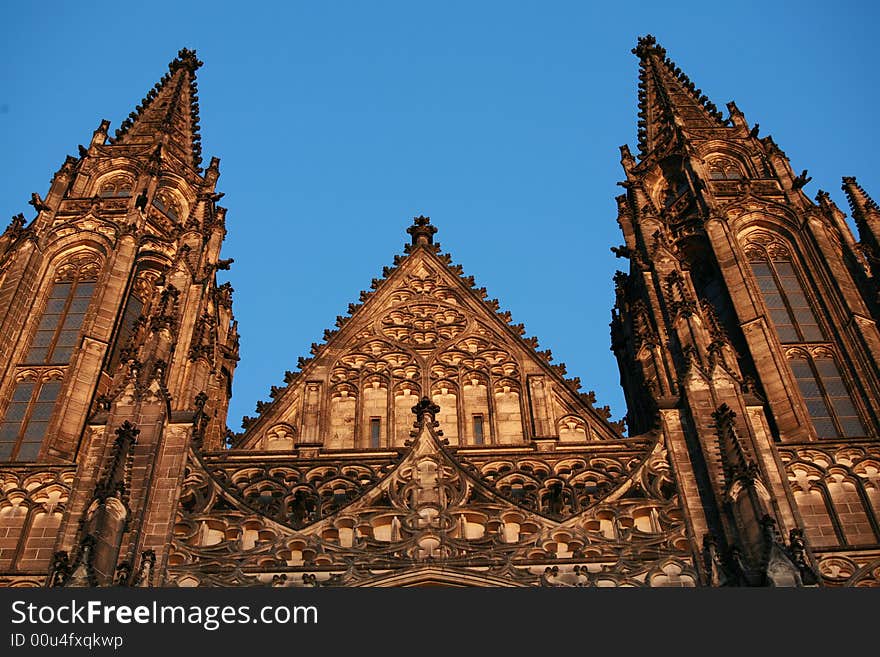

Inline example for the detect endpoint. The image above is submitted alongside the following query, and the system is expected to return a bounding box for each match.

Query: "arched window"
[106,267,162,373]
[98,174,134,198]
[0,375,62,461]
[746,235,869,439]
[663,175,690,207]
[708,157,744,180]
[1,253,101,461]
[788,350,867,439]
[747,246,824,343]
[24,255,100,365]
[152,189,180,221]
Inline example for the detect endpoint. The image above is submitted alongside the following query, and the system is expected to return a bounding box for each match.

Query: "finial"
[726,101,748,130]
[205,156,221,188]
[90,119,111,148]
[406,215,437,246]
[633,34,666,59]
[619,144,636,175]
[170,47,203,73]
[5,213,26,236]
[411,396,440,424]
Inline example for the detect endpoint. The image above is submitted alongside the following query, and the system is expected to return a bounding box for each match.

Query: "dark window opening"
[98,176,133,198]
[790,355,866,439]
[25,278,96,365]
[152,192,179,221]
[107,295,144,372]
[370,417,381,448]
[0,380,62,461]
[473,414,484,445]
[708,159,744,180]
[750,258,824,343]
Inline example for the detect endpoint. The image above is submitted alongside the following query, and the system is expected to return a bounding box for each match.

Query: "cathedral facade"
[1,37,879,587]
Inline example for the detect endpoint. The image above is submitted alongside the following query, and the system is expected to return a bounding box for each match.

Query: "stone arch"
[361,374,389,448]
[493,378,523,444]
[84,157,141,183]
[355,566,526,587]
[95,171,136,198]
[557,414,588,443]
[0,499,28,570]
[327,384,357,450]
[392,380,420,446]
[461,371,490,446]
[730,206,805,239]
[647,558,697,587]
[698,140,756,171]
[152,186,185,223]
[852,459,880,525]
[156,172,199,208]
[264,423,296,452]
[825,466,877,546]
[705,154,746,180]
[788,461,838,547]
[430,379,459,445]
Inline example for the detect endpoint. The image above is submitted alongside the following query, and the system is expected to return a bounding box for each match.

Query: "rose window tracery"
[380,303,467,351]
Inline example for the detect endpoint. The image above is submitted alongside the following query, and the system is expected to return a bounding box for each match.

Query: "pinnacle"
[169,47,203,73]
[406,215,438,247]
[633,35,726,157]
[842,176,879,220]
[108,47,205,173]
[632,34,666,59]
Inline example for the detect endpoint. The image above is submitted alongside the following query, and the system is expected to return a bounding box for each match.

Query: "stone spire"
[632,35,726,157]
[842,176,880,279]
[109,48,205,172]
[842,177,880,234]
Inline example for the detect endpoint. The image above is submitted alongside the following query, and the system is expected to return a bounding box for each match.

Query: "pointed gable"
[237,216,622,451]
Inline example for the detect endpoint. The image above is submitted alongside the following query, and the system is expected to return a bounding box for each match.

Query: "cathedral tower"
[0,49,238,585]
[611,35,880,585]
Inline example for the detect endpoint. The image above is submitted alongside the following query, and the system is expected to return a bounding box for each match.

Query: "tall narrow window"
[25,262,98,365]
[370,418,381,449]
[107,295,144,372]
[0,379,62,461]
[473,414,485,445]
[1,254,101,462]
[789,353,866,438]
[750,256,824,343]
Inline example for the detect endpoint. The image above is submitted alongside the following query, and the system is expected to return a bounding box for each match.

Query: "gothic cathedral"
[1,37,878,588]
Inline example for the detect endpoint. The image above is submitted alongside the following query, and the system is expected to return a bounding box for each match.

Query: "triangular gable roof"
[236,216,623,448]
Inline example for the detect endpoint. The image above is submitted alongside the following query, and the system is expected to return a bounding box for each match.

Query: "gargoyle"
[792,169,812,190]
[29,192,50,212]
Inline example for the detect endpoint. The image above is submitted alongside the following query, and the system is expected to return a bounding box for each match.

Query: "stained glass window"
[789,354,866,439]
[0,380,62,461]
[750,256,824,343]
[24,277,96,364]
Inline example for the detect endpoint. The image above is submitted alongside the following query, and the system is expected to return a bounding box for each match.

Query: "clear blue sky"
[2,1,878,432]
